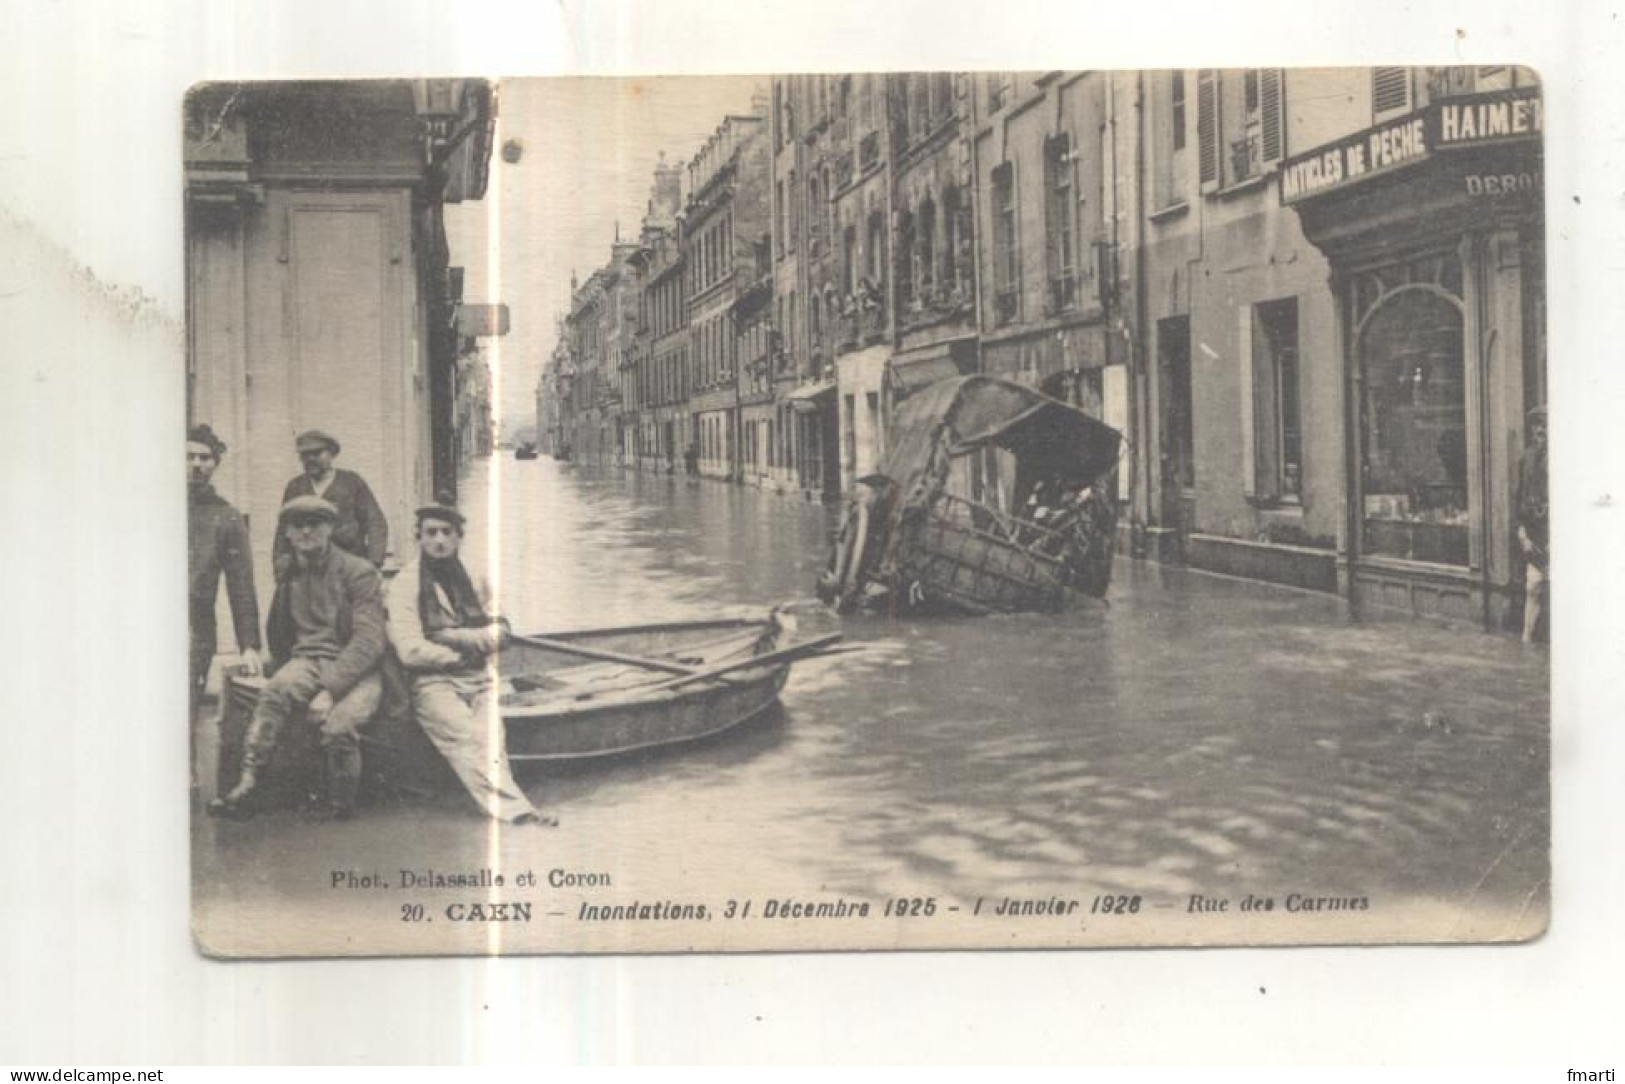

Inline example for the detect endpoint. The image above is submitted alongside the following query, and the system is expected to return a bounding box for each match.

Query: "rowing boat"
[214,612,838,806]
[495,612,814,761]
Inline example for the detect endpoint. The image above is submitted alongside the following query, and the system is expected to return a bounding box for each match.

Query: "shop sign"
[1280,115,1429,203]
[456,303,510,337]
[1463,171,1541,198]
[1280,87,1542,206]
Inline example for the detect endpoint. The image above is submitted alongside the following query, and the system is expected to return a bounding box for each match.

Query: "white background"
[1,0,1620,1065]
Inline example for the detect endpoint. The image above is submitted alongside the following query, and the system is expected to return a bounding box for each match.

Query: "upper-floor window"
[989,73,1014,113]
[896,208,916,310]
[808,175,824,254]
[1197,68,1284,191]
[941,185,964,295]
[991,161,1019,324]
[1044,134,1077,312]
[866,210,886,286]
[931,73,954,121]
[842,223,858,295]
[917,198,936,298]
[1172,71,1186,151]
[1372,66,1412,120]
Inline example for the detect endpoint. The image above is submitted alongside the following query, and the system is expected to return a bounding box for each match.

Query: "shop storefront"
[1282,86,1545,630]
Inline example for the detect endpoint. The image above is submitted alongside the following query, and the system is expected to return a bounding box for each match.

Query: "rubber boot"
[324,743,360,820]
[207,766,258,819]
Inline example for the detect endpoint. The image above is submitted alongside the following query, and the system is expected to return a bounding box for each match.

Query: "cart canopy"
[880,375,1122,491]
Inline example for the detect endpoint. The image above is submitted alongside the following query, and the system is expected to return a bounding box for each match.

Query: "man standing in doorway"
[276,429,390,568]
[1516,405,1549,643]
[387,503,553,826]
[187,424,262,709]
[211,495,386,819]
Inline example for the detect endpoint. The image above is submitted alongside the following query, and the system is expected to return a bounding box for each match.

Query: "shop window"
[1240,299,1303,502]
[1159,316,1195,492]
[1357,281,1468,565]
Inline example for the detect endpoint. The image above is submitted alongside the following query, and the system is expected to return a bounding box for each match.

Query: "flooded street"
[195,456,1549,954]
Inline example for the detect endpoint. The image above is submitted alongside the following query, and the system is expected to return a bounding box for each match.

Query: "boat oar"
[646,633,846,692]
[507,633,699,676]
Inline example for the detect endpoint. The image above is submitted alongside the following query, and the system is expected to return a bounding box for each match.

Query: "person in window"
[1516,406,1549,643]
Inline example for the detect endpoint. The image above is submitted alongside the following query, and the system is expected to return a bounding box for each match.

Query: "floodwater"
[193,456,1549,954]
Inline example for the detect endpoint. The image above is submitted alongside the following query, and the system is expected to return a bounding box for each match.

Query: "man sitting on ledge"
[387,502,554,827]
[210,495,385,820]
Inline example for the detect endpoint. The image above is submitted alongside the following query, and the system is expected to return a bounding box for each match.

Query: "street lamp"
[411,79,465,159]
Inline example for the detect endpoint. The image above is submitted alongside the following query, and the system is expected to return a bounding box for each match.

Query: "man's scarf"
[418,555,492,633]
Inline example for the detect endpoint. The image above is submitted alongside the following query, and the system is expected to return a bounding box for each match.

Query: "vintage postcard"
[187,70,1548,957]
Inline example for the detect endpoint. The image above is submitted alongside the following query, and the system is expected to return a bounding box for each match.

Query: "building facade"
[633,157,691,474]
[185,79,494,589]
[683,110,770,481]
[538,68,1545,634]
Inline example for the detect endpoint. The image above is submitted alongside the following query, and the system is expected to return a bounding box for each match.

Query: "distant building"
[771,75,841,500]
[529,68,1546,633]
[684,108,770,481]
[631,155,689,473]
[889,74,980,420]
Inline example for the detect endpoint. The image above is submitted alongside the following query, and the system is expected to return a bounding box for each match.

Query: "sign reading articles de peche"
[186,69,1549,958]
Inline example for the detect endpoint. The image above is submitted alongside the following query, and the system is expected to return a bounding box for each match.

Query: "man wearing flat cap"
[275,429,390,569]
[187,424,262,709]
[212,495,386,819]
[386,501,551,825]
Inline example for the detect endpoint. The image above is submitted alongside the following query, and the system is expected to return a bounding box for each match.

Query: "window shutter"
[1372,67,1410,117]
[1260,69,1284,164]
[1197,70,1220,191]
[1238,306,1256,498]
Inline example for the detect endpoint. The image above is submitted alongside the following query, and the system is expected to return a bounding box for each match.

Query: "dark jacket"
[266,545,386,700]
[188,484,261,649]
[275,469,390,568]
[1516,441,1548,569]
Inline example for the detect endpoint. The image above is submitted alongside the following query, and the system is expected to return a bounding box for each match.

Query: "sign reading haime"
[1437,93,1543,146]
[1281,87,1542,206]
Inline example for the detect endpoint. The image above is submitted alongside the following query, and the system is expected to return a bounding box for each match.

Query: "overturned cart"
[818,375,1122,615]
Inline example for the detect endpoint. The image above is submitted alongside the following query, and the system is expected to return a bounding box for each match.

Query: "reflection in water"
[198,457,1548,926]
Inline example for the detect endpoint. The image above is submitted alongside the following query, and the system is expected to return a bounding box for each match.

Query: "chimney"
[652,150,683,220]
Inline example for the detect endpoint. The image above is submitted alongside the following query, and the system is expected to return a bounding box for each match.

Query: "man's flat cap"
[279,495,339,523]
[415,503,467,529]
[295,429,341,454]
[187,424,227,459]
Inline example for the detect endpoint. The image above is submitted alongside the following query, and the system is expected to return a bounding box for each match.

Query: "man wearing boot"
[187,423,262,711]
[275,429,390,569]
[387,502,552,826]
[210,495,386,820]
